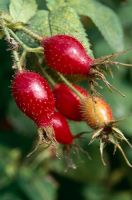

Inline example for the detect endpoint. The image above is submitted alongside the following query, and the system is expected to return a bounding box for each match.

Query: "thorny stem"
[0,18,22,71]
[8,28,43,53]
[2,15,42,41]
[57,72,85,99]
[18,25,43,41]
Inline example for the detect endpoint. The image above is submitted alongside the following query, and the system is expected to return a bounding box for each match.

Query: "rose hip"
[11,70,55,127]
[53,83,89,121]
[42,35,93,75]
[51,112,73,145]
[80,95,132,167]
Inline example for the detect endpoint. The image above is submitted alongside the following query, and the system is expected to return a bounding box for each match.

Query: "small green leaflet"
[16,10,50,47]
[9,0,37,23]
[68,0,124,51]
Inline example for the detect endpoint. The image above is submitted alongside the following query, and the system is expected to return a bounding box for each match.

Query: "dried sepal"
[27,126,57,158]
[89,125,132,167]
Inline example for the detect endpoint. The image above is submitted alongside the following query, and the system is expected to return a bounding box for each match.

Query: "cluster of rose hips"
[9,34,132,167]
[1,12,131,167]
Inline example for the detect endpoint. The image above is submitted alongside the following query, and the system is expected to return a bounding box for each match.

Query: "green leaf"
[29,10,50,37]
[0,0,10,12]
[16,10,50,47]
[46,0,65,11]
[68,0,124,51]
[9,0,37,23]
[49,6,93,57]
[16,6,94,56]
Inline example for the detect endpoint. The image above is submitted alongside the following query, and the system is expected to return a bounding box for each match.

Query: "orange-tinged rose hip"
[81,96,113,129]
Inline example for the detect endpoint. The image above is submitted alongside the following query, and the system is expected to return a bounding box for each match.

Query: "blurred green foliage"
[0,0,132,200]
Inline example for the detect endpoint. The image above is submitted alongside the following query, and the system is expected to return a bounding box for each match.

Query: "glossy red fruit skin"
[11,70,55,127]
[51,112,73,145]
[53,83,89,121]
[42,35,93,75]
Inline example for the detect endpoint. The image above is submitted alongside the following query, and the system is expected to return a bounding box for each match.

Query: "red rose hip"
[51,112,73,145]
[53,83,89,121]
[42,34,132,95]
[51,111,91,169]
[42,35,93,75]
[11,70,55,127]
